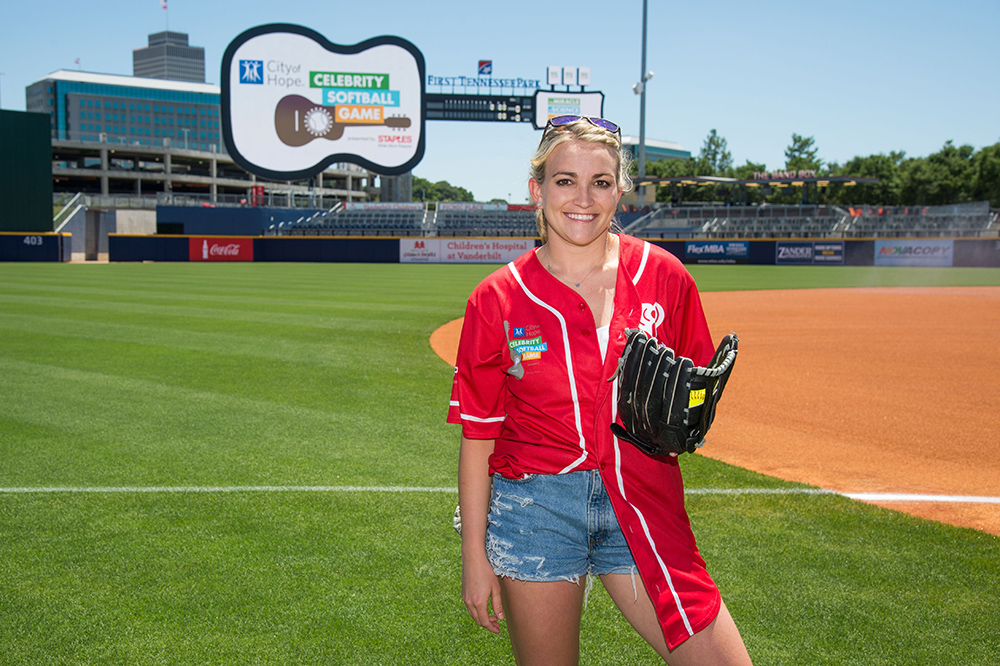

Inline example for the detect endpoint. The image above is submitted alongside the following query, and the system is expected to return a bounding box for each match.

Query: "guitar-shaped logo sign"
[275,95,411,146]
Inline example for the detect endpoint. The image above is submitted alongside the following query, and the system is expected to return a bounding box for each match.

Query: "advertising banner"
[222,24,425,180]
[813,242,845,264]
[189,237,254,262]
[344,202,423,211]
[875,240,953,267]
[532,91,605,128]
[685,240,749,264]
[776,241,844,265]
[400,238,533,264]
[439,202,507,212]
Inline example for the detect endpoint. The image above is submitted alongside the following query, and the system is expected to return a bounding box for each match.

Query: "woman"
[448,116,752,665]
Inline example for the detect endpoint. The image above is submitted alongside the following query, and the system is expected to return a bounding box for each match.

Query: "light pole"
[633,0,654,203]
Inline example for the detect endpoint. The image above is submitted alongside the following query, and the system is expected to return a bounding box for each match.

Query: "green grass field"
[1,262,998,665]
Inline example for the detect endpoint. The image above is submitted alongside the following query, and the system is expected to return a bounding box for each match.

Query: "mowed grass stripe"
[0,356,453,489]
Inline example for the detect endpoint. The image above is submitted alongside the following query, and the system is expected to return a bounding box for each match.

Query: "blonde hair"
[529,119,634,243]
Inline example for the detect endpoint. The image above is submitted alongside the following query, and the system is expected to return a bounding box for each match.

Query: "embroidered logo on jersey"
[508,323,547,361]
[639,302,665,336]
[503,321,524,379]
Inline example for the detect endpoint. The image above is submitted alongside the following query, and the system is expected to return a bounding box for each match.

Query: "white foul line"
[841,492,1000,504]
[0,486,997,504]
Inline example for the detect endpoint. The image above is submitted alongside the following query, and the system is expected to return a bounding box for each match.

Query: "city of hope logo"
[509,325,546,361]
[239,60,264,84]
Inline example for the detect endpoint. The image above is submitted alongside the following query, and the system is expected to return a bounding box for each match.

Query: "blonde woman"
[449,116,752,665]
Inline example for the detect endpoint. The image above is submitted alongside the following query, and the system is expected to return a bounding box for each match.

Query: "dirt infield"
[430,287,1000,536]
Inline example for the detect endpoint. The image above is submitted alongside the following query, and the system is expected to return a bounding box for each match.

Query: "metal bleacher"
[271,202,538,237]
[626,202,996,239]
[269,200,996,239]
[435,206,537,237]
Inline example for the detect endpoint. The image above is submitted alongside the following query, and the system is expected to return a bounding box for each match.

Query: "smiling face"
[528,139,623,250]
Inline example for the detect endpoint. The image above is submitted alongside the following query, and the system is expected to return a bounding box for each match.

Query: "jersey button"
[582,328,591,336]
[578,303,586,310]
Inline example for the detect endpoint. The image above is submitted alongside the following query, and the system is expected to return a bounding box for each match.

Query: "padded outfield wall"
[0,111,53,233]
[105,235,1000,268]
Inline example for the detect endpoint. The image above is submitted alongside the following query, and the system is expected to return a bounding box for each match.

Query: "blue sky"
[3,0,998,202]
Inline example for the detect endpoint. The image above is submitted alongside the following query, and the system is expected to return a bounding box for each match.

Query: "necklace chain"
[546,236,610,288]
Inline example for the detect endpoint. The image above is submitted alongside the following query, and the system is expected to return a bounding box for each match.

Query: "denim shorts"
[486,469,637,583]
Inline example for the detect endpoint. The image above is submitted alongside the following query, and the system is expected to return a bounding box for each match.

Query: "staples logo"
[379,134,412,144]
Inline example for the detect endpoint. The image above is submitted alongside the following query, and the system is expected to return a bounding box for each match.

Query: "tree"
[784,133,822,171]
[700,129,733,174]
[972,142,1000,208]
[827,151,905,205]
[412,176,475,202]
[899,141,976,205]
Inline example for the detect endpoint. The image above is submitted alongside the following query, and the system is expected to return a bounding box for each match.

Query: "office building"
[133,31,206,83]
[26,69,221,151]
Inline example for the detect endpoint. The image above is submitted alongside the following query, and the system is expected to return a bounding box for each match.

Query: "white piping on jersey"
[610,239,695,638]
[451,400,505,423]
[632,240,651,285]
[507,261,589,473]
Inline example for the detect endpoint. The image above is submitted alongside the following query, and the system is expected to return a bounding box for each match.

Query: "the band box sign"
[222,25,425,180]
[685,241,749,264]
[189,237,254,262]
[775,241,845,265]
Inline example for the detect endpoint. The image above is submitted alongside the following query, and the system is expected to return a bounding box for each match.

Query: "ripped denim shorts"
[486,468,637,583]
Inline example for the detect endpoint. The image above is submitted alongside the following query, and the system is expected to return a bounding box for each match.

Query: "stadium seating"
[626,202,994,239]
[270,201,996,239]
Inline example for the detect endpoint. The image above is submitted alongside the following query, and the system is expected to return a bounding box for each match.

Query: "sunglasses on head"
[541,115,622,143]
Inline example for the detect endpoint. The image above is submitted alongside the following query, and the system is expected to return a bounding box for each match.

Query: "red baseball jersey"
[448,234,721,649]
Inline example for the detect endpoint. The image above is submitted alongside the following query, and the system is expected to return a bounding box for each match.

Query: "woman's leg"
[601,573,752,665]
[499,577,587,666]
[600,573,671,660]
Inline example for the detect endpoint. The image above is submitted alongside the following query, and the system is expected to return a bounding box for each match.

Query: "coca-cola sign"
[189,237,255,262]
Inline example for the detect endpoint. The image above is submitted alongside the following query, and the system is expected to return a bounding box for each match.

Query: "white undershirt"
[597,324,611,362]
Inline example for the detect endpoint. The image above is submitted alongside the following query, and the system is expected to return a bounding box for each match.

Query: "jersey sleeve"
[447,285,507,439]
[672,274,715,367]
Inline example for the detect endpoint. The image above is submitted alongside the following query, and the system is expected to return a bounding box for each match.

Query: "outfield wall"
[0,233,71,262]
[103,235,1000,268]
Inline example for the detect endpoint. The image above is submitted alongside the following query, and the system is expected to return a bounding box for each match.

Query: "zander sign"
[222,24,425,179]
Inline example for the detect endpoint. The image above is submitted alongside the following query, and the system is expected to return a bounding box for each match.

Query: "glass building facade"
[26,70,222,151]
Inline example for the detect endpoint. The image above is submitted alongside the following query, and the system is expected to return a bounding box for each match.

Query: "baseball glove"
[610,329,739,456]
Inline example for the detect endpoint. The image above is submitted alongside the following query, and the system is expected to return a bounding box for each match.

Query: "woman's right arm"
[458,435,505,633]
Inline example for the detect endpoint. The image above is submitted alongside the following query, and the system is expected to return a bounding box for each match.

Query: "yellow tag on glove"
[689,388,706,408]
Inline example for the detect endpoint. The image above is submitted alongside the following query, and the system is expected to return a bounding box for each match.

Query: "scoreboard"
[425,93,534,123]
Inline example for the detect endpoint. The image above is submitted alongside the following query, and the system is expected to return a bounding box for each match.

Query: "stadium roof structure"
[36,69,220,95]
[634,173,879,204]
[634,174,879,188]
